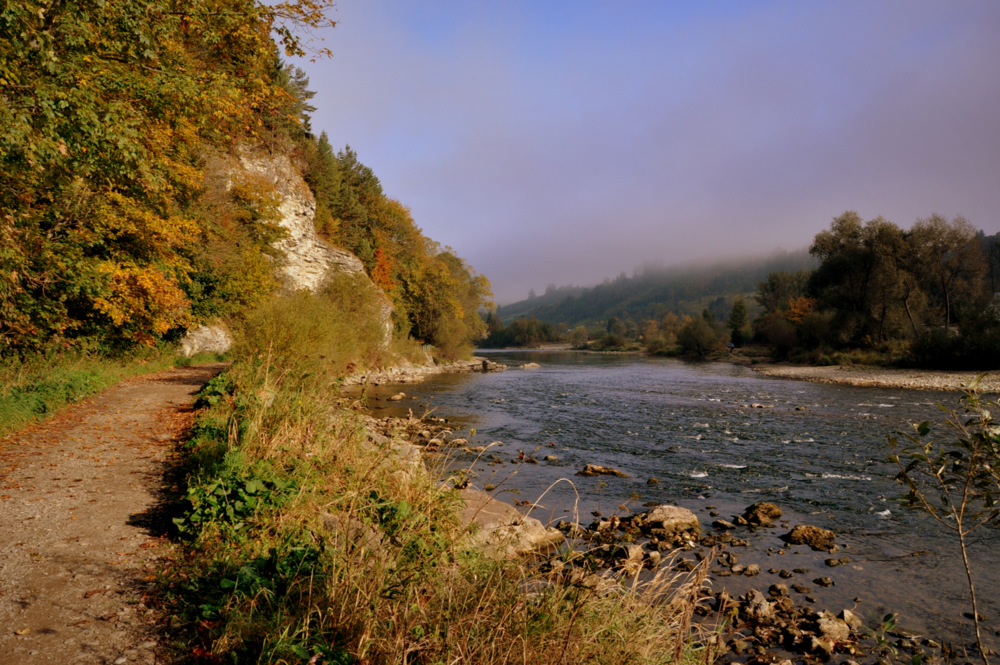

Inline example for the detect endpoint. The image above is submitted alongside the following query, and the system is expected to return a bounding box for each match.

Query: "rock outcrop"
[179,324,233,358]
[204,148,394,346]
[237,151,366,292]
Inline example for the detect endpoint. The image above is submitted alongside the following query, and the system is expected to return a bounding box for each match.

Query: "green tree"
[727,296,751,345]
[809,212,913,345]
[755,270,810,316]
[910,214,987,330]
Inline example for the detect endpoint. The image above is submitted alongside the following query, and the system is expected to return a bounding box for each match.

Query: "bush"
[593,332,626,350]
[677,317,722,357]
[230,272,390,390]
[754,313,797,358]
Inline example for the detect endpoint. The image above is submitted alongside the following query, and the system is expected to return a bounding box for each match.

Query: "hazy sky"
[297,1,1000,304]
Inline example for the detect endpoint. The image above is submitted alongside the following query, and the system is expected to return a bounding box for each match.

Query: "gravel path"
[0,364,224,665]
[752,363,1000,392]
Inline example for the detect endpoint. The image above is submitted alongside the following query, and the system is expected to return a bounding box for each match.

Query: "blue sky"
[296,1,1000,303]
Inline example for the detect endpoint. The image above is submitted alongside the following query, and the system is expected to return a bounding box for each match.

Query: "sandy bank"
[752,363,1000,392]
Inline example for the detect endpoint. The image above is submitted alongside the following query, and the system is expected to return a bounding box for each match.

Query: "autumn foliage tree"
[0,0,339,355]
[303,143,492,358]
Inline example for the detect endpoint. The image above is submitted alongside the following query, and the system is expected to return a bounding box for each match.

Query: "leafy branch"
[888,378,1000,665]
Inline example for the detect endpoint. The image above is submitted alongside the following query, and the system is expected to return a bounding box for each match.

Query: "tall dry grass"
[166,284,717,664]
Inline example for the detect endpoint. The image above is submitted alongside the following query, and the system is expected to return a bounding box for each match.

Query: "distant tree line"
[485,211,1000,368]
[480,313,560,348]
[496,252,814,326]
[753,211,1000,368]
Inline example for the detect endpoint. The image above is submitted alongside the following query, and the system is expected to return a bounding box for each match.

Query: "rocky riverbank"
[359,404,964,665]
[752,363,1000,392]
[344,356,507,385]
[350,354,991,662]
[361,410,564,556]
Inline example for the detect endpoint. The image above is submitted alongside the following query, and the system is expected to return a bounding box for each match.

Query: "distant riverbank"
[752,363,1000,392]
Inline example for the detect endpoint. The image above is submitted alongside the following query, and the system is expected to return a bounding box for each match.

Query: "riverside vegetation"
[4,3,999,663]
[159,282,719,664]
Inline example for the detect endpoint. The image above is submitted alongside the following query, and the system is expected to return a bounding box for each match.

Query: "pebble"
[114,658,127,665]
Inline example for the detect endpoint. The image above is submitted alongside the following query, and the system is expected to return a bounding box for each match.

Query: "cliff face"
[182,149,393,357]
[236,151,366,292]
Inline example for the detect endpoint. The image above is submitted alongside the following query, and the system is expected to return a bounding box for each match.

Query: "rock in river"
[576,464,630,478]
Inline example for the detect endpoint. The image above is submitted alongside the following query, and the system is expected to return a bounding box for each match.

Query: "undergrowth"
[163,288,714,664]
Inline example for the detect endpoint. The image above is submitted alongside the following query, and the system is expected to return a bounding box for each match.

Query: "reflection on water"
[360,351,1000,644]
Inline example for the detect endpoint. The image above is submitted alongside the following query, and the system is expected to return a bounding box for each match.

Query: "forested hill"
[497,250,815,328]
[0,1,490,360]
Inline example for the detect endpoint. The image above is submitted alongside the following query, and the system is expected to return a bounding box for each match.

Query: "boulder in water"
[576,464,629,478]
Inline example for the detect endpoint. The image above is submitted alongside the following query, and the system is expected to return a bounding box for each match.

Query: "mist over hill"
[496,250,816,328]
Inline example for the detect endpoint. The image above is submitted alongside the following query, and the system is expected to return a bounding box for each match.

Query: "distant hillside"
[497,250,816,328]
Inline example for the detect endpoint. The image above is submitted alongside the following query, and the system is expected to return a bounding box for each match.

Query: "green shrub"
[231,272,390,390]
[677,317,722,357]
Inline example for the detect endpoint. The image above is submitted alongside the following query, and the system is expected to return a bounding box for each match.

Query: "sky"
[295,1,1000,304]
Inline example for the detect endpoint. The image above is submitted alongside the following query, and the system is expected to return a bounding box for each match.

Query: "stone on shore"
[782,524,838,552]
[628,505,700,543]
[740,589,777,624]
[576,464,630,478]
[742,501,783,526]
[458,487,564,557]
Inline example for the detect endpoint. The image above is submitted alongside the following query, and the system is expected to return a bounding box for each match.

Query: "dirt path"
[0,363,225,665]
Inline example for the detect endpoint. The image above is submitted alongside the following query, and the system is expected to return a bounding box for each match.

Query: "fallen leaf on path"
[14,628,29,635]
[84,588,108,598]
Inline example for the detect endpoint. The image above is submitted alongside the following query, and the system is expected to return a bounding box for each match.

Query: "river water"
[363,351,1000,648]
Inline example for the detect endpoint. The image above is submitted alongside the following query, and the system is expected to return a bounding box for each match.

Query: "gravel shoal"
[752,364,1000,392]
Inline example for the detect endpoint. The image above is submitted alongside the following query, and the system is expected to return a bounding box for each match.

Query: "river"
[362,351,1000,649]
